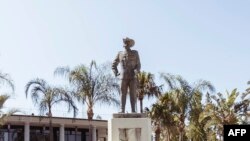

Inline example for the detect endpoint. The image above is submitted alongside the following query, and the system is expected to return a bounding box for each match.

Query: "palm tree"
[160,73,215,141]
[150,93,178,141]
[54,61,119,141]
[186,91,209,141]
[0,95,19,125]
[136,71,162,113]
[25,78,78,141]
[199,89,250,140]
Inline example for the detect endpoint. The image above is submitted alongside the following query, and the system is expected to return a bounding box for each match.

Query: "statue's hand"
[115,72,120,77]
[134,70,140,75]
[113,69,120,77]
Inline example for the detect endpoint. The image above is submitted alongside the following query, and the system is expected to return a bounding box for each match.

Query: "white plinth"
[108,114,151,141]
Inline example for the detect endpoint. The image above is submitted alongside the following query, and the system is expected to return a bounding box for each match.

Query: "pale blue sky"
[0,0,250,119]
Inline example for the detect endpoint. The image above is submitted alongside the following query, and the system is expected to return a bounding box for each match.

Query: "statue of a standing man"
[112,37,141,113]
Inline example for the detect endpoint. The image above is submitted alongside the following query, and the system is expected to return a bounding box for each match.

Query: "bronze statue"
[112,37,141,113]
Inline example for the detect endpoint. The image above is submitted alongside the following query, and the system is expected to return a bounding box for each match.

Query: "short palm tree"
[0,95,19,125]
[186,91,209,141]
[136,71,162,113]
[150,93,178,141]
[54,61,119,121]
[160,73,215,141]
[199,88,250,140]
[25,78,78,141]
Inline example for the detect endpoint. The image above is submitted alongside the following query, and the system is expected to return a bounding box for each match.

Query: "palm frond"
[0,72,14,92]
[175,75,191,93]
[0,108,20,125]
[38,98,48,116]
[25,78,47,98]
[160,73,176,90]
[69,65,88,85]
[194,80,215,93]
[137,71,162,99]
[0,95,10,109]
[95,94,120,107]
[54,66,70,78]
[90,60,97,70]
[234,99,250,113]
[51,87,78,117]
[30,86,46,105]
[226,89,238,107]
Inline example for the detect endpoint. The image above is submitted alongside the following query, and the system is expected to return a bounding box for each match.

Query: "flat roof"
[5,114,108,129]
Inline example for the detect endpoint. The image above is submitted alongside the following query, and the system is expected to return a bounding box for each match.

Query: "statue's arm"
[135,51,141,73]
[112,53,120,76]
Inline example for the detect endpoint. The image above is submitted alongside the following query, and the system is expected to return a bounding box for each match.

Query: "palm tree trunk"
[49,118,53,141]
[87,107,94,141]
[87,107,94,120]
[49,109,53,141]
[166,128,171,141]
[178,124,185,141]
[178,115,185,141]
[155,125,161,141]
[140,99,143,113]
[89,122,93,141]
[179,132,183,141]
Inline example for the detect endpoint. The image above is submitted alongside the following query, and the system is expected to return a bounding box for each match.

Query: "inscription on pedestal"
[108,116,152,141]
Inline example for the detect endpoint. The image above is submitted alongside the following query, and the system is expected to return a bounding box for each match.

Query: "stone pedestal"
[108,113,151,141]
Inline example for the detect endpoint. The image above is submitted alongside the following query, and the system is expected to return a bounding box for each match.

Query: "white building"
[1,114,108,141]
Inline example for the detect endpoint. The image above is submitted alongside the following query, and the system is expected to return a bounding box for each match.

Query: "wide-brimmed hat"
[123,37,135,47]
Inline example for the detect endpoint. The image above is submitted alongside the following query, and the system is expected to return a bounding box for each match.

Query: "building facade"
[1,115,107,141]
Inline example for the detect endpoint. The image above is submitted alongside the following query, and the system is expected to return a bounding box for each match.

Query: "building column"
[24,122,30,141]
[92,126,97,141]
[6,124,10,141]
[60,124,65,141]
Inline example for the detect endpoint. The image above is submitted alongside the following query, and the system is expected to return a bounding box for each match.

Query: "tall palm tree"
[136,71,162,113]
[54,61,119,120]
[199,88,250,140]
[160,73,215,141]
[25,78,78,141]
